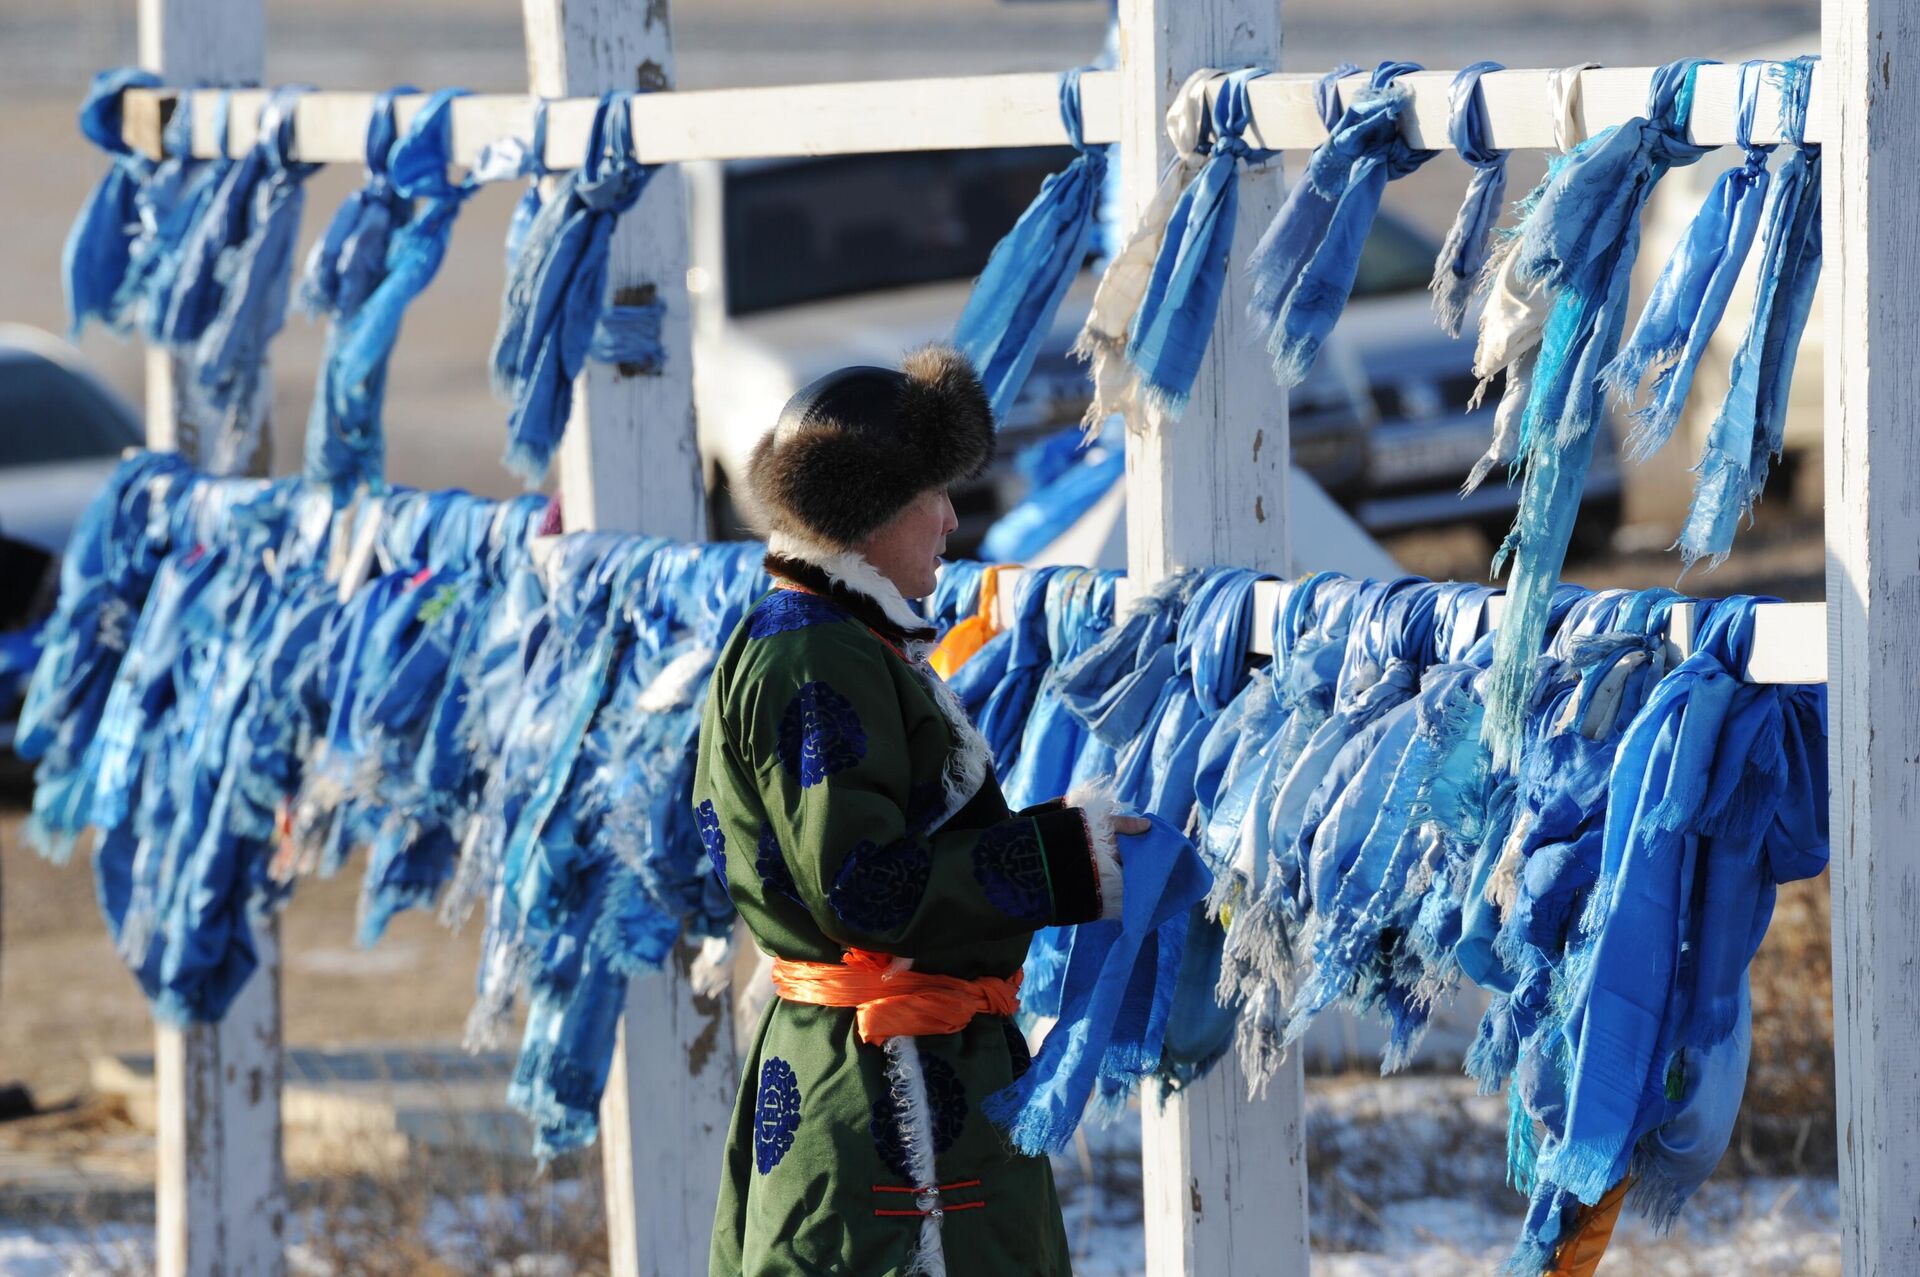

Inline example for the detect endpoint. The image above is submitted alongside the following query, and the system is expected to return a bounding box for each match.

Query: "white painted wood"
[1110,0,1310,1273]
[1822,3,1920,1274]
[139,4,283,1275]
[515,2,732,1272]
[121,61,1833,168]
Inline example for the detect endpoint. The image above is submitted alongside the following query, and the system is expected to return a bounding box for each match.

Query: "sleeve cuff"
[1030,782,1125,924]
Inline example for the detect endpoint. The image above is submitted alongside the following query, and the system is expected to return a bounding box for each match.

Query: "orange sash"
[770,948,1022,1044]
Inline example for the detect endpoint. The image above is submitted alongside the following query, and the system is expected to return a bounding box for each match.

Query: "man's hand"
[1112,815,1151,837]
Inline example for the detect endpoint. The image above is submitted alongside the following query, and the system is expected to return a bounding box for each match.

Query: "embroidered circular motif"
[755,822,802,905]
[1003,1020,1032,1081]
[971,821,1052,923]
[748,590,848,640]
[754,1057,803,1174]
[777,681,867,787]
[696,799,726,886]
[829,836,931,933]
[869,1052,968,1182]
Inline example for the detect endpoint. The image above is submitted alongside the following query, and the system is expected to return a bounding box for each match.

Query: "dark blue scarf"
[64,68,163,336]
[1429,61,1509,336]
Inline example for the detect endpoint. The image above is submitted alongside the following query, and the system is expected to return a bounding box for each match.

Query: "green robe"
[695,556,1109,1277]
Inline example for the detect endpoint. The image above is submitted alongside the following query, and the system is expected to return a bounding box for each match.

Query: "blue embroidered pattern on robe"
[971,820,1053,923]
[748,590,848,640]
[755,1056,803,1174]
[905,779,946,836]
[1004,1020,1032,1080]
[696,799,726,886]
[870,1052,968,1181]
[829,836,931,933]
[778,681,867,787]
[755,821,802,905]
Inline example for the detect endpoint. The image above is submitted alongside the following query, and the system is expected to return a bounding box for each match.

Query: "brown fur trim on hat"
[745,344,995,550]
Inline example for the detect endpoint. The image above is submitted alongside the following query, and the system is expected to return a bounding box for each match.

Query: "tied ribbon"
[1247,61,1438,388]
[1429,61,1508,337]
[1070,68,1221,435]
[770,949,1022,1044]
[119,91,239,344]
[1478,59,1716,770]
[1122,66,1274,420]
[1678,55,1822,570]
[952,66,1108,423]
[188,84,323,475]
[306,88,483,504]
[489,90,660,484]
[1604,59,1776,473]
[63,67,163,337]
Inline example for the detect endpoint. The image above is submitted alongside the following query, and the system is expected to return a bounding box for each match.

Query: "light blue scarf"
[953,67,1108,422]
[64,68,164,336]
[1429,61,1509,336]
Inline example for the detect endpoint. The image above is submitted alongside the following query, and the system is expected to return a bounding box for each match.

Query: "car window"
[724,147,1078,315]
[0,355,141,466]
[1351,212,1439,301]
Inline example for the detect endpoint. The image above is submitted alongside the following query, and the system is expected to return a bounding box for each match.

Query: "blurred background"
[0,1,1836,1273]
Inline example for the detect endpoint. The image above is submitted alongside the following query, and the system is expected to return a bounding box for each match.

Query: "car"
[686,148,1623,560]
[0,325,145,774]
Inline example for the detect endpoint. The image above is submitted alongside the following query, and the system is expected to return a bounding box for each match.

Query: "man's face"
[859,487,958,600]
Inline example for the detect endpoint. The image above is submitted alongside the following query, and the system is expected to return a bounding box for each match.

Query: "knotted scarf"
[114,90,239,343]
[490,90,660,484]
[1480,59,1716,770]
[1430,61,1509,336]
[1247,61,1438,388]
[953,66,1108,422]
[1121,66,1273,418]
[64,67,163,336]
[1678,54,1822,570]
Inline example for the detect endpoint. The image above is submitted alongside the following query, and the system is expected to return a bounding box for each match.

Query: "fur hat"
[745,345,995,550]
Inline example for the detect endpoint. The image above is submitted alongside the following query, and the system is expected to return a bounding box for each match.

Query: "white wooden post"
[1115,2,1311,1274]
[138,4,287,1276]
[1822,3,1920,1274]
[517,2,734,1273]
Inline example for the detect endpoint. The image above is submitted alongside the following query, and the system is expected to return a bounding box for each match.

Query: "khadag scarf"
[1121,67,1274,418]
[114,90,237,342]
[953,67,1107,422]
[1480,59,1716,771]
[1070,69,1220,434]
[490,90,660,484]
[306,89,484,504]
[1430,61,1509,337]
[188,85,323,475]
[1604,60,1773,469]
[1247,61,1438,388]
[1678,55,1822,570]
[64,68,163,336]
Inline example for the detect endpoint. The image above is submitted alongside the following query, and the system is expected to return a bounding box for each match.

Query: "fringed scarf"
[1479,59,1715,770]
[1603,59,1772,469]
[1070,69,1220,434]
[63,67,163,336]
[306,88,482,504]
[1430,61,1509,337]
[1121,66,1274,419]
[1677,55,1822,570]
[491,90,659,484]
[952,66,1108,422]
[1246,61,1438,388]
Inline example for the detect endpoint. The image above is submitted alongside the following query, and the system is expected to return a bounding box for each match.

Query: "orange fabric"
[770,948,1022,1044]
[1543,1177,1633,1277]
[929,566,1012,679]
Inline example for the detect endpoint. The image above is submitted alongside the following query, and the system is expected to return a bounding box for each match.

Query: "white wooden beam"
[515,2,733,1273]
[1111,1,1310,1274]
[121,61,1834,169]
[1822,2,1920,1274]
[138,4,284,1276]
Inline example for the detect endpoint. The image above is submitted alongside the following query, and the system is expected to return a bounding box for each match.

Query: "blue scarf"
[1246,61,1436,387]
[953,67,1108,422]
[306,89,481,504]
[64,68,164,336]
[1678,55,1822,570]
[983,815,1211,1155]
[1480,59,1715,770]
[185,85,322,474]
[490,91,659,484]
[1122,67,1272,417]
[1429,61,1509,336]
[113,89,238,342]
[1604,59,1769,467]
